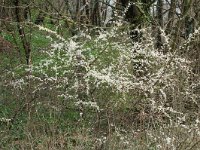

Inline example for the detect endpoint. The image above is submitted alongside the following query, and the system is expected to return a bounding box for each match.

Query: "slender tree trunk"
[76,0,80,22]
[83,0,90,24]
[13,0,31,65]
[91,0,101,26]
[156,0,163,49]
[166,0,176,34]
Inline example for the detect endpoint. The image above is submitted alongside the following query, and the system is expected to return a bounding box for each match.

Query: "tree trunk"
[13,0,31,65]
[91,0,101,26]
[166,0,176,34]
[156,0,163,49]
[83,0,90,24]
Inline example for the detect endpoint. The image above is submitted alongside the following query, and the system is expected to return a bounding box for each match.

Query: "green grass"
[31,30,51,63]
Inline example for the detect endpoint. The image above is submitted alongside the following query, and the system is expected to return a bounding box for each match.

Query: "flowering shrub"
[2,25,199,149]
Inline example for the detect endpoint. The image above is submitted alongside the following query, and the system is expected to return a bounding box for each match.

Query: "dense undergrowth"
[0,24,200,149]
